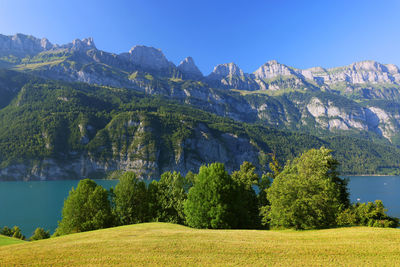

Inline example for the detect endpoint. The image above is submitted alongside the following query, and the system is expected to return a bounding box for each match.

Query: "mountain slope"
[2,33,400,179]
[0,71,400,180]
[2,33,400,145]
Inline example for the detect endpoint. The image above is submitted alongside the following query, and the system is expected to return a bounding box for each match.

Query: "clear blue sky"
[1,0,399,74]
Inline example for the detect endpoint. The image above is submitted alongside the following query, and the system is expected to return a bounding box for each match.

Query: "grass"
[1,222,400,266]
[0,235,25,247]
[12,59,65,71]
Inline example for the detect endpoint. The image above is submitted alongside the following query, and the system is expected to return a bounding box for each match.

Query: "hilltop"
[1,223,400,266]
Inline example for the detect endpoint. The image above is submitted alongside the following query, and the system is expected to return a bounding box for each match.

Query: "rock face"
[254,60,296,79]
[0,33,55,56]
[62,37,97,52]
[0,119,262,181]
[3,33,400,145]
[206,63,259,90]
[177,57,203,80]
[121,45,175,72]
[306,61,400,85]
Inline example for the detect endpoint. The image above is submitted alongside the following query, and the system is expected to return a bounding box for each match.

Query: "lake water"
[0,176,399,237]
[0,180,119,237]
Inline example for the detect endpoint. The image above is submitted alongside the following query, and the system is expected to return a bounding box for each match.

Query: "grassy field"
[1,223,400,266]
[0,235,25,247]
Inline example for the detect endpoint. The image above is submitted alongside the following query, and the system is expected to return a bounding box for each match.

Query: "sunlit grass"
[1,222,400,266]
[0,235,25,246]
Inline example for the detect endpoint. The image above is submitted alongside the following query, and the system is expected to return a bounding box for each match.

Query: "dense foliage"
[46,148,399,238]
[30,227,51,241]
[231,162,262,229]
[266,147,349,229]
[0,226,25,240]
[184,163,240,229]
[148,171,190,224]
[337,200,399,228]
[113,172,148,225]
[54,179,114,236]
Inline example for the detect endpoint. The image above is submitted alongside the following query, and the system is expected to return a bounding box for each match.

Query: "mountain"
[2,33,400,179]
[178,57,203,80]
[0,70,399,180]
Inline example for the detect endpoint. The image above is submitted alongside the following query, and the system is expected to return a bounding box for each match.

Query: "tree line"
[51,147,398,237]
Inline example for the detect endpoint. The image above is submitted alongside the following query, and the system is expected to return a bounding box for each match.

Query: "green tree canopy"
[184,163,238,229]
[30,227,50,241]
[12,226,25,240]
[148,171,190,224]
[266,147,349,230]
[231,161,261,228]
[113,172,148,225]
[54,179,114,236]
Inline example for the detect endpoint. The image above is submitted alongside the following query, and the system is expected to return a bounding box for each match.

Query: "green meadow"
[0,235,25,246]
[1,222,400,266]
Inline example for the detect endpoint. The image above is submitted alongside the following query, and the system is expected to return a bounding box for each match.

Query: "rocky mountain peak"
[126,45,174,71]
[253,60,295,80]
[350,61,386,72]
[40,38,53,50]
[211,63,244,77]
[177,56,203,79]
[70,37,96,51]
[0,33,54,56]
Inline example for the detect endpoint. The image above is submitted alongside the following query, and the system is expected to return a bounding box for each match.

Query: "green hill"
[1,223,400,266]
[0,235,25,246]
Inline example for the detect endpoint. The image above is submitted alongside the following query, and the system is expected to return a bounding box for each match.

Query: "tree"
[30,227,50,241]
[337,200,399,228]
[266,147,349,230]
[113,172,148,225]
[12,226,25,240]
[231,161,260,228]
[0,226,13,237]
[184,163,238,229]
[259,154,281,228]
[54,179,114,236]
[148,171,190,224]
[0,226,25,240]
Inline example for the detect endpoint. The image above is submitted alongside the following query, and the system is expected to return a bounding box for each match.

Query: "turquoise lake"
[0,176,399,236]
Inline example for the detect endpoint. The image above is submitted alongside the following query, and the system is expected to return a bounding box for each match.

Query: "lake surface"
[0,180,119,237]
[0,176,400,237]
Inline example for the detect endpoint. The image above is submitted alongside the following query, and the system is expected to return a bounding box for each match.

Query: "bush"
[337,200,399,228]
[12,226,25,240]
[30,227,51,241]
[0,226,25,240]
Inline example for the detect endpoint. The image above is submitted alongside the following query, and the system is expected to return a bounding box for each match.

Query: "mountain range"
[1,33,400,180]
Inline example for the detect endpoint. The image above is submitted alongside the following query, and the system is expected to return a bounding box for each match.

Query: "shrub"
[30,227,50,241]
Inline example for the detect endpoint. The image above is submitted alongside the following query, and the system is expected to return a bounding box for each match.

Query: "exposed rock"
[66,37,97,51]
[0,33,55,56]
[177,56,203,80]
[121,45,175,72]
[206,63,259,90]
[253,60,296,80]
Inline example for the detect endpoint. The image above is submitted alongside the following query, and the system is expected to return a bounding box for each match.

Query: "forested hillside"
[0,69,400,180]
